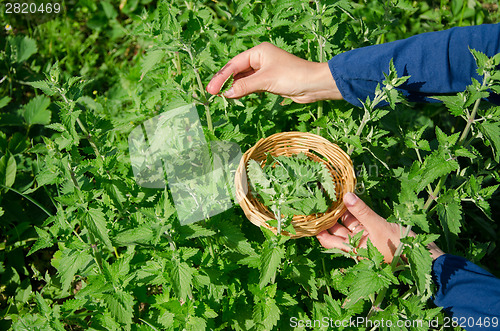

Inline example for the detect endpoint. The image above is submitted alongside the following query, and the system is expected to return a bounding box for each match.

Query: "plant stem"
[423,74,488,210]
[67,160,105,272]
[58,87,107,171]
[347,107,370,155]
[0,184,53,217]
[76,118,104,162]
[367,225,412,319]
[322,258,332,297]
[277,207,282,235]
[414,148,434,196]
[458,76,488,145]
[185,45,213,133]
[88,231,104,272]
[315,0,324,135]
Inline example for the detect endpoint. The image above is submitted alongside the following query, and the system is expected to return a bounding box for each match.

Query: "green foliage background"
[1,0,499,330]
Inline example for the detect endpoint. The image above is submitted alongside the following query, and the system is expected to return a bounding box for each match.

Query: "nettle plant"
[247,152,337,234]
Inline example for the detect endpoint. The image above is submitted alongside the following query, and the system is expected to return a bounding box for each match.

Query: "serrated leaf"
[454,146,476,159]
[217,219,255,255]
[319,164,337,202]
[416,151,458,193]
[404,239,433,299]
[11,35,38,63]
[247,159,273,192]
[259,242,284,289]
[275,290,298,306]
[253,297,280,330]
[103,290,134,325]
[179,223,216,239]
[169,258,193,300]
[35,292,50,316]
[27,80,56,96]
[478,184,499,200]
[23,95,51,126]
[435,126,459,148]
[343,266,392,308]
[56,247,93,293]
[437,194,462,250]
[220,74,234,95]
[478,121,500,162]
[140,49,164,81]
[103,180,126,209]
[28,227,53,256]
[432,95,465,116]
[83,207,113,251]
[61,298,88,312]
[115,226,154,245]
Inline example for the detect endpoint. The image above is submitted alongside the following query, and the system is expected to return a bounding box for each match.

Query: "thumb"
[343,192,385,230]
[224,73,264,98]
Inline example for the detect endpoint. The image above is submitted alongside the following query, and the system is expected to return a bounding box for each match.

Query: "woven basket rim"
[235,131,356,239]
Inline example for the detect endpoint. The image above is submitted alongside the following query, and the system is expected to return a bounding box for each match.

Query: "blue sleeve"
[432,254,500,330]
[328,24,500,107]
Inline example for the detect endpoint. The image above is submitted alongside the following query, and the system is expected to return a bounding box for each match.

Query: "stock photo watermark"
[290,316,499,329]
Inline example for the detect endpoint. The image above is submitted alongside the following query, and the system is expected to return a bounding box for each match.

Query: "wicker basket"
[235,131,356,238]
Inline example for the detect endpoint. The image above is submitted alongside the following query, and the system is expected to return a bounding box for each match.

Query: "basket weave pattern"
[235,132,356,238]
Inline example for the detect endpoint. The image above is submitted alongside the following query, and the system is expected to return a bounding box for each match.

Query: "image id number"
[5,2,61,14]
[443,316,498,328]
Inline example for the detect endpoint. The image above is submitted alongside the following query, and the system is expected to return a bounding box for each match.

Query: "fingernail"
[224,87,234,97]
[343,192,358,206]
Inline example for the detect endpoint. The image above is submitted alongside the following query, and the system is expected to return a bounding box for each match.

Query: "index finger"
[206,49,257,95]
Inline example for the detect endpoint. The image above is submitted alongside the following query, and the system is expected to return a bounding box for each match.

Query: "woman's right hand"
[206,42,343,103]
[317,192,445,263]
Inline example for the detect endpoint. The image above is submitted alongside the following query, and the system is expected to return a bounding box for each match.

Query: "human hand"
[206,42,343,103]
[316,192,444,263]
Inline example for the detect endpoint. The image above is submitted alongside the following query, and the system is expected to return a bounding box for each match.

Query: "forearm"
[328,24,500,107]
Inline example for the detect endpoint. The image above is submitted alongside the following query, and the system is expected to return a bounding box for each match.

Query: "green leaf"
[169,258,193,300]
[23,95,51,126]
[103,290,134,325]
[115,226,154,246]
[259,241,284,289]
[11,36,38,63]
[8,132,28,155]
[478,121,500,162]
[319,164,337,202]
[220,74,234,95]
[343,265,392,308]
[217,218,256,255]
[35,292,50,316]
[403,236,433,299]
[253,297,280,330]
[431,95,465,116]
[435,126,459,149]
[275,290,298,306]
[27,227,53,256]
[56,247,93,293]
[247,159,273,193]
[416,151,458,193]
[0,153,17,188]
[179,223,216,239]
[0,96,11,109]
[83,207,113,251]
[27,80,56,96]
[140,49,164,81]
[101,1,118,19]
[437,192,462,250]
